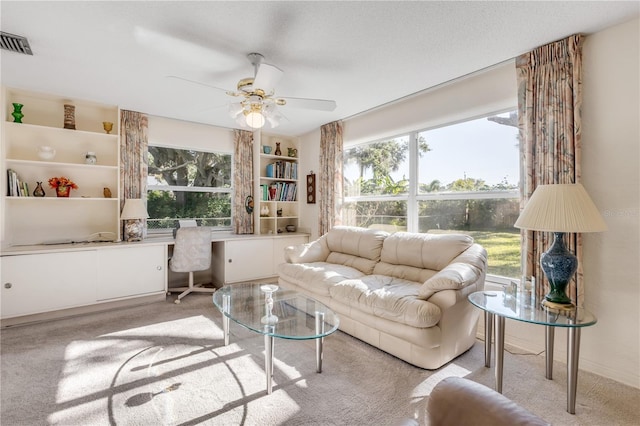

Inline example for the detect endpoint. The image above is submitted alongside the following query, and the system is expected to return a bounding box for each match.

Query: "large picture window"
[147,146,233,232]
[343,110,520,280]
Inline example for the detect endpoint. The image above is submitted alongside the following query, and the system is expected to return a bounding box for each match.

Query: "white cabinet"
[1,244,168,320]
[256,136,300,235]
[1,251,97,318]
[222,239,274,283]
[213,235,309,284]
[96,245,166,301]
[2,87,120,246]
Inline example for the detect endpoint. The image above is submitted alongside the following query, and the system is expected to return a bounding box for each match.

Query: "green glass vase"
[12,103,24,123]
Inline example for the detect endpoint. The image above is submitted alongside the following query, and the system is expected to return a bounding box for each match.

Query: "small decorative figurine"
[63,104,76,130]
[103,187,112,198]
[274,142,282,156]
[85,152,97,164]
[33,182,45,197]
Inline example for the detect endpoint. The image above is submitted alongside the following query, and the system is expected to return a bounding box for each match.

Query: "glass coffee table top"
[213,283,340,339]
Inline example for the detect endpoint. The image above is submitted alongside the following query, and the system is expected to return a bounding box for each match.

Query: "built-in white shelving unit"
[255,135,300,235]
[1,87,120,246]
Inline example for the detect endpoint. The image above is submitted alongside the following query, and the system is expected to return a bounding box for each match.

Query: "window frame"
[343,107,520,284]
[146,143,234,234]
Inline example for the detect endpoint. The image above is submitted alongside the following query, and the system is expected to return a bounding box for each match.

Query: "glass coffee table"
[468,290,597,414]
[213,283,339,394]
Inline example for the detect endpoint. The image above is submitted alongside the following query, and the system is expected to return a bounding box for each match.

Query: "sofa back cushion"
[378,232,474,273]
[324,226,388,274]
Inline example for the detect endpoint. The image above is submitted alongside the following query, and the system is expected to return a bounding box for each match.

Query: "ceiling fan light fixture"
[262,103,281,128]
[245,111,265,129]
[228,102,243,118]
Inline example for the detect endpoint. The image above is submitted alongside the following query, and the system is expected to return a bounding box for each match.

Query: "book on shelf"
[6,169,29,197]
[266,160,298,180]
[260,182,297,202]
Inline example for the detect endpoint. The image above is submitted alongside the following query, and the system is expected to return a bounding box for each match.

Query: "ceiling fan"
[170,53,337,130]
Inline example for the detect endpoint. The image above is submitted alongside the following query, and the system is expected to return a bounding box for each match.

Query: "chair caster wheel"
[174,299,181,304]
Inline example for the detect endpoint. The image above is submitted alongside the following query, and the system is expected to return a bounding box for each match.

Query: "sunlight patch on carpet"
[410,363,471,398]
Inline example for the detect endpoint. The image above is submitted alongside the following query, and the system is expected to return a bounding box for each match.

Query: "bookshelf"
[1,87,120,246]
[257,136,299,235]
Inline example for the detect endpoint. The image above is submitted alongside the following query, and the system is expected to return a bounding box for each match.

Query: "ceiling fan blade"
[165,75,235,95]
[253,63,283,93]
[279,97,337,111]
[134,27,239,71]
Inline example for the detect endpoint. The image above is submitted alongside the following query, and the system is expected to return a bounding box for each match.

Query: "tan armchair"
[427,377,549,426]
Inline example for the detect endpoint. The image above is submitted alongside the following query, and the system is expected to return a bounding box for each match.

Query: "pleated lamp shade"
[514,183,607,233]
[121,198,149,220]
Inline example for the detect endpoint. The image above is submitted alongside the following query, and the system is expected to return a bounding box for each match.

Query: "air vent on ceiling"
[0,31,33,55]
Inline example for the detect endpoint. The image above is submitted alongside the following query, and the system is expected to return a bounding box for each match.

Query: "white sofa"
[277,226,487,369]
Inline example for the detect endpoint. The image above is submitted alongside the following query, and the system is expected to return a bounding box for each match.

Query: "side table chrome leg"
[315,311,325,373]
[222,294,230,346]
[495,315,505,393]
[484,311,493,367]
[264,331,275,395]
[545,325,555,379]
[567,327,581,414]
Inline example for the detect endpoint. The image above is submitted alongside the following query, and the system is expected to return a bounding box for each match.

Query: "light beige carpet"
[1,293,638,425]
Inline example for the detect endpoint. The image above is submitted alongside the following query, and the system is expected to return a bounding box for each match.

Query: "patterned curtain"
[318,121,344,236]
[233,129,254,234]
[516,34,585,306]
[120,110,149,235]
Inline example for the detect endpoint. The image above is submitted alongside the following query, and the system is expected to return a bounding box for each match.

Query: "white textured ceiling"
[1,1,638,137]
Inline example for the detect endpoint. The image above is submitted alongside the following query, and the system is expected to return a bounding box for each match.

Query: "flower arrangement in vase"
[48,176,78,197]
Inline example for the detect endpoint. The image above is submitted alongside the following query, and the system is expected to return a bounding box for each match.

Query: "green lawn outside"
[465,230,521,279]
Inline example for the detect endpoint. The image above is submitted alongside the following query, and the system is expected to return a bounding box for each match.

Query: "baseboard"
[1,293,167,328]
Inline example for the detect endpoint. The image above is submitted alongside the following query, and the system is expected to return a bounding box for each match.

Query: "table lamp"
[121,198,149,242]
[514,183,607,308]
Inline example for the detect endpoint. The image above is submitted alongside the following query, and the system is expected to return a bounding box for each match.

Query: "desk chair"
[169,227,215,304]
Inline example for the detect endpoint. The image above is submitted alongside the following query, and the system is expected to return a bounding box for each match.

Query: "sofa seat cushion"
[373,261,437,285]
[277,262,366,297]
[328,275,442,328]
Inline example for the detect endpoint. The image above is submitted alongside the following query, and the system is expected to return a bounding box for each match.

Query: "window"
[343,110,520,279]
[147,146,232,232]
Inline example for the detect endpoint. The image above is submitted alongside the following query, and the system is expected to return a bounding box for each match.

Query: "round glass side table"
[468,290,597,414]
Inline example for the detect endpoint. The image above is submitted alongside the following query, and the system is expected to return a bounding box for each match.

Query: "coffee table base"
[222,293,327,395]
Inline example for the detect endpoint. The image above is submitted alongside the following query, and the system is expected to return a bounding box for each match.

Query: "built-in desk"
[0,232,309,326]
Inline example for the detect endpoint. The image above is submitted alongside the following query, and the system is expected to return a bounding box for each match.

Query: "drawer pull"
[4,283,12,289]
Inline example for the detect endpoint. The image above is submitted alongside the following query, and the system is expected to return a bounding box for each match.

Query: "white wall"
[297,127,321,237]
[580,17,639,387]
[148,115,234,151]
[299,19,640,388]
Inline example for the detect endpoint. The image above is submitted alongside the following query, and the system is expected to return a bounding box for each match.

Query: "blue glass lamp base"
[540,232,577,305]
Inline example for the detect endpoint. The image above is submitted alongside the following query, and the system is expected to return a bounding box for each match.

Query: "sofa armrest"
[427,377,549,426]
[418,262,482,298]
[284,238,330,263]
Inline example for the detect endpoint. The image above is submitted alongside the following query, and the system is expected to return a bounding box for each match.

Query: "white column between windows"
[407,132,419,232]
